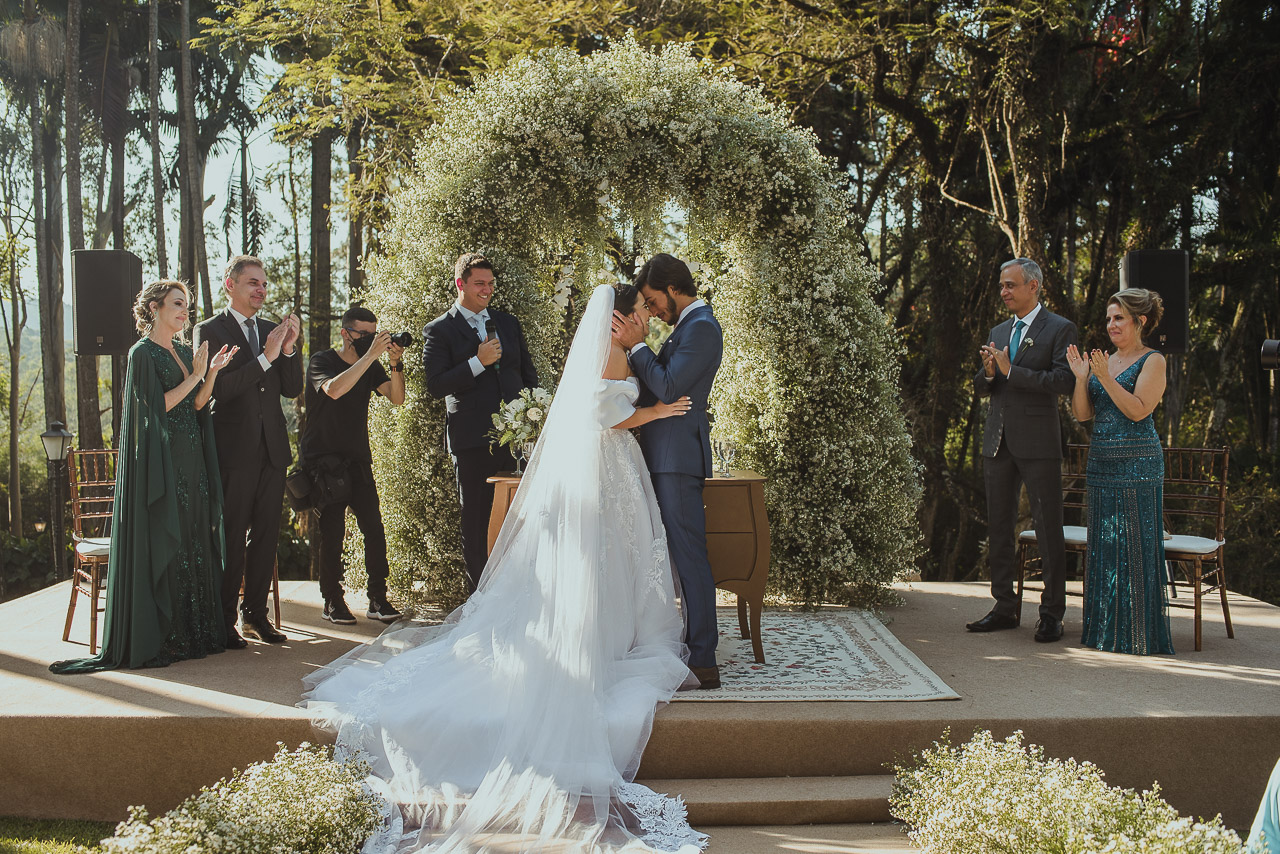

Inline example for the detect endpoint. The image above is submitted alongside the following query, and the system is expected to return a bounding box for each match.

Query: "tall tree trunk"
[66,0,103,452]
[32,80,66,429]
[5,216,25,535]
[347,125,363,295]
[309,125,333,355]
[179,0,210,317]
[149,0,168,277]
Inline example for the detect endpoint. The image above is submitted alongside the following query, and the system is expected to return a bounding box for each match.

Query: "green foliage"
[101,743,383,854]
[363,36,921,608]
[0,815,113,854]
[891,730,1248,854]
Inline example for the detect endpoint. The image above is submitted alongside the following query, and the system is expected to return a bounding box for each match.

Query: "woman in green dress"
[1067,288,1174,655]
[51,281,238,673]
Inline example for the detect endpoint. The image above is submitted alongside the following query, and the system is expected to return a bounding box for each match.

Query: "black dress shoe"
[241,614,287,643]
[225,627,248,649]
[1034,615,1064,643]
[680,665,721,690]
[966,611,1020,632]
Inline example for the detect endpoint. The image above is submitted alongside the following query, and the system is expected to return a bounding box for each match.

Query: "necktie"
[474,314,488,341]
[245,318,260,355]
[1010,319,1026,360]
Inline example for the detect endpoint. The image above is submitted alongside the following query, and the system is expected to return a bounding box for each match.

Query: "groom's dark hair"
[635,253,695,297]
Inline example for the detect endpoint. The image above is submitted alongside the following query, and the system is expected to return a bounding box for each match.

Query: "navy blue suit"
[630,303,723,667]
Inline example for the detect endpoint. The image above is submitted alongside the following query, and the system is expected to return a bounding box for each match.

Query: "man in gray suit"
[967,258,1078,642]
[613,254,724,689]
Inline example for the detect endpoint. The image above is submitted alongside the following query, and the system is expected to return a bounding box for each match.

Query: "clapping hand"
[208,344,238,376]
[192,341,210,378]
[1066,344,1090,380]
[979,342,1012,377]
[280,314,301,355]
[1089,348,1109,378]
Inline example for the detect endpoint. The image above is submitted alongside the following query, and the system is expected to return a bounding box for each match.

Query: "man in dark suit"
[422,253,539,592]
[967,257,1078,642]
[612,254,724,689]
[193,256,303,647]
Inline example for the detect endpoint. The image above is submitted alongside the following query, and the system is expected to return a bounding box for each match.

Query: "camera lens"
[389,331,414,348]
[1262,339,1280,371]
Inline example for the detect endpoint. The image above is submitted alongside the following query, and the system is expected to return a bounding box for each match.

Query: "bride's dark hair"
[614,284,640,315]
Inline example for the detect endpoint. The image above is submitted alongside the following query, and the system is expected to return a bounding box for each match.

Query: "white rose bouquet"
[490,386,554,452]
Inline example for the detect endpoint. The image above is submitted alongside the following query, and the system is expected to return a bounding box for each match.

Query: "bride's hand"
[654,396,692,419]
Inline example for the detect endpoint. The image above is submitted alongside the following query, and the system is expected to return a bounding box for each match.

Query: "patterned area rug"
[674,608,960,702]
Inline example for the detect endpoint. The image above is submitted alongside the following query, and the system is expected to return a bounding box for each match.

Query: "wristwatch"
[389,363,403,373]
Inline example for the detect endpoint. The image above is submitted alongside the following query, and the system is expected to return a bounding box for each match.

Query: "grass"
[0,816,113,853]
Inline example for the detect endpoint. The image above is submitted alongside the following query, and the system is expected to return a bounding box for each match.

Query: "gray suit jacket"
[976,307,1077,459]
[631,304,723,477]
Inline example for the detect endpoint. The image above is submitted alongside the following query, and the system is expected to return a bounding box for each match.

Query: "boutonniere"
[1022,337,1035,350]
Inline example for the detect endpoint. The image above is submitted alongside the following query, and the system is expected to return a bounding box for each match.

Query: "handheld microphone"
[484,320,501,372]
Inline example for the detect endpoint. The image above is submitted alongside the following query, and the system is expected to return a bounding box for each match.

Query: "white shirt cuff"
[628,343,648,357]
[257,352,273,372]
[468,356,484,377]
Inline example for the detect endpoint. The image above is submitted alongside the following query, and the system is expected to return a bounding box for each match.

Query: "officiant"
[422,253,540,592]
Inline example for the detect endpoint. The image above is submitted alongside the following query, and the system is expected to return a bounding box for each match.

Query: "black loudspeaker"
[72,249,142,356]
[1119,249,1189,354]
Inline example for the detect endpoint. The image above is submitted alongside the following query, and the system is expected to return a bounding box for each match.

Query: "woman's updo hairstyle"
[1109,288,1165,338]
[614,283,640,316]
[134,279,191,340]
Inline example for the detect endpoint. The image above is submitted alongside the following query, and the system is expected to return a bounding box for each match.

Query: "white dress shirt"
[455,301,491,377]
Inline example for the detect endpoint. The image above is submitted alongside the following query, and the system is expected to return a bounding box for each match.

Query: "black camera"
[389,331,414,348]
[1263,339,1279,371]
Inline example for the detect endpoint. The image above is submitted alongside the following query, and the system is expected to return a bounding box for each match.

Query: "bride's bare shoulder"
[603,343,631,381]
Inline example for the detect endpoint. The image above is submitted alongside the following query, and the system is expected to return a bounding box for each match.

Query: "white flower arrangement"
[891,730,1251,854]
[490,386,554,450]
[358,34,921,607]
[101,743,384,854]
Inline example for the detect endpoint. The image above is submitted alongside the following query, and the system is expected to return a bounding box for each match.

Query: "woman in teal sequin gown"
[51,281,239,674]
[1067,288,1174,655]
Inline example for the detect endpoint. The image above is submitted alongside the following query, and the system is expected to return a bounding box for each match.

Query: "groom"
[613,254,724,689]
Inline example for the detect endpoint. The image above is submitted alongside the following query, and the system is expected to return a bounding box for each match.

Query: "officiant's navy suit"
[423,304,539,590]
[631,303,723,668]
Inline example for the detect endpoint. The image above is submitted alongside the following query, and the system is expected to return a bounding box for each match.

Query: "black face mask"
[349,332,374,356]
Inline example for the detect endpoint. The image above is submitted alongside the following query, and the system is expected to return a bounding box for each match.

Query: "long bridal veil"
[302,284,704,853]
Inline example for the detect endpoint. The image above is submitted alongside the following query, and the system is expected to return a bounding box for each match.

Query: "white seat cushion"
[1164,535,1223,556]
[75,537,111,557]
[1019,525,1087,547]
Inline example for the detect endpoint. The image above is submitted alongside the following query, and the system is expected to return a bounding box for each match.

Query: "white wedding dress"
[301,285,707,854]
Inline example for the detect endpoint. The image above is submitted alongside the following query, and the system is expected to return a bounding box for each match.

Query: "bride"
[302,283,708,853]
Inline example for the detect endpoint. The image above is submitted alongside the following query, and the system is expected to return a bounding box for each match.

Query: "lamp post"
[40,421,73,581]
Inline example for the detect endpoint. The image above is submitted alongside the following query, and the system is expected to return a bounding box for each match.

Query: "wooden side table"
[486,469,770,663]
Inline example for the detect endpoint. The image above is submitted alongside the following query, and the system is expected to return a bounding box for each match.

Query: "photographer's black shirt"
[300,348,390,464]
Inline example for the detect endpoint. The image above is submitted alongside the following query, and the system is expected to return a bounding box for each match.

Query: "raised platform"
[1,580,1277,843]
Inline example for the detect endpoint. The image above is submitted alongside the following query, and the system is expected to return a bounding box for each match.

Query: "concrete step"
[642,774,895,826]
[705,822,916,853]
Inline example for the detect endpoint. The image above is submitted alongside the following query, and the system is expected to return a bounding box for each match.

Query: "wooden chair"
[1161,446,1233,651]
[63,447,117,653]
[1015,443,1090,620]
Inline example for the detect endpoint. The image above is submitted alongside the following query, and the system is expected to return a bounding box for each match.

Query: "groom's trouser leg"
[652,473,718,668]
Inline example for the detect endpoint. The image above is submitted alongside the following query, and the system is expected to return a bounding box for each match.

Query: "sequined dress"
[1080,351,1174,655]
[51,338,226,673]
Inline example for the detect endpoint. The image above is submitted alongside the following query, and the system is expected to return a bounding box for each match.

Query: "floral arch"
[360,36,921,607]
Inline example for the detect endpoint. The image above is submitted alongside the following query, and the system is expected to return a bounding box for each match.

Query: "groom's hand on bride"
[611,310,646,349]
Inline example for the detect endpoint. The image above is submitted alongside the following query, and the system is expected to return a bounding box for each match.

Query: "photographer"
[301,305,406,625]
